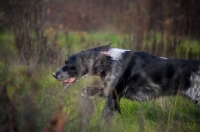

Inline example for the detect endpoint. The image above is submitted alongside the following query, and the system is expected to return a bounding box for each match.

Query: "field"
[1,30,200,132]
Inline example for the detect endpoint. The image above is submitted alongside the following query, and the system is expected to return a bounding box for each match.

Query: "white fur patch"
[107,48,130,61]
[159,57,168,59]
[184,71,200,104]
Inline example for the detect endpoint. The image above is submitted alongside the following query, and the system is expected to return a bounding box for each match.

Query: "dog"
[53,44,200,119]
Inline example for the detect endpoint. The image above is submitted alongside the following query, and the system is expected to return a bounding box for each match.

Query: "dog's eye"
[65,61,72,67]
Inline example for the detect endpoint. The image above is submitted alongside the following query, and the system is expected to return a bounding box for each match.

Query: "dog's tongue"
[61,77,76,84]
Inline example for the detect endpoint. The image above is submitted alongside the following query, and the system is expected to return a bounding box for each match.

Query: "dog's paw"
[81,87,106,98]
[81,88,89,99]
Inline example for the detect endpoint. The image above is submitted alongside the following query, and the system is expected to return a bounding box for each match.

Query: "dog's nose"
[53,72,56,78]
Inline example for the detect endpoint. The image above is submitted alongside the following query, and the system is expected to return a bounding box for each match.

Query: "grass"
[0,30,200,131]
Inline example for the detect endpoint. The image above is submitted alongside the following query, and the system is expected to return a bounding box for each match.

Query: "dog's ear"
[83,44,111,53]
[98,43,113,55]
[96,43,112,52]
[108,42,113,46]
[104,43,112,50]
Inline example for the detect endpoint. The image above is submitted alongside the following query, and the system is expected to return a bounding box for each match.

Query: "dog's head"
[53,45,112,89]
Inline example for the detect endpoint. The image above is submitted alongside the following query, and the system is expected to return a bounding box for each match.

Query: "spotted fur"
[53,45,200,119]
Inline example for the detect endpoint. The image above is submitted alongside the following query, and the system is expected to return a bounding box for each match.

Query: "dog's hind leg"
[182,72,200,108]
[81,87,106,98]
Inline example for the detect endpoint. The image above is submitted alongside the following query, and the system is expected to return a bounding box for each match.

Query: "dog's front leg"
[103,61,122,96]
[81,87,106,98]
[101,90,121,120]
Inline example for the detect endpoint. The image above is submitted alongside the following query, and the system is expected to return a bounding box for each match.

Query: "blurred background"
[0,0,200,132]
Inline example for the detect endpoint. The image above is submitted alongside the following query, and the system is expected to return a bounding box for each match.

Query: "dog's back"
[117,51,200,106]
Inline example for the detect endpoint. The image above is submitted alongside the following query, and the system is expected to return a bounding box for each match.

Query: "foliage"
[0,31,200,132]
[1,0,200,131]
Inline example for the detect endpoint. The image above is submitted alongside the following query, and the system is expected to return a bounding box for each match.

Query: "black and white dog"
[53,44,200,119]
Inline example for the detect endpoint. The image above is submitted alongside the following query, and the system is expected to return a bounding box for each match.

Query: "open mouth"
[61,77,76,88]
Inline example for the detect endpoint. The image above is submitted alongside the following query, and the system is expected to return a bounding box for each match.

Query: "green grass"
[57,30,127,49]
[56,30,200,59]
[1,30,200,131]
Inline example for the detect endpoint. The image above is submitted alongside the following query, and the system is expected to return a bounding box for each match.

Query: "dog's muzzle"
[53,72,56,78]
